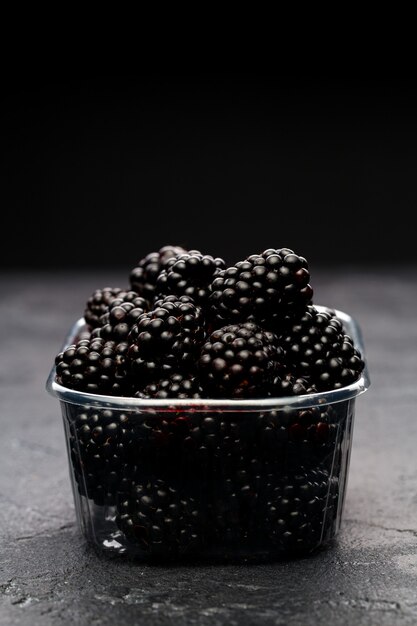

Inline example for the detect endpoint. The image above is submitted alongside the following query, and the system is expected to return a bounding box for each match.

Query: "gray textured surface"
[1,269,416,626]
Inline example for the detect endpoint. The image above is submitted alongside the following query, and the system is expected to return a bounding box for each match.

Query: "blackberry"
[208,478,253,546]
[210,248,313,327]
[116,478,203,556]
[259,467,337,553]
[156,252,226,305]
[200,415,253,465]
[251,373,337,469]
[207,462,340,555]
[135,372,202,399]
[126,412,252,481]
[255,402,338,470]
[177,414,253,477]
[198,322,283,398]
[127,296,206,386]
[208,456,266,546]
[55,337,129,395]
[98,292,148,342]
[280,305,365,390]
[84,287,124,329]
[127,412,199,474]
[69,409,136,506]
[130,245,188,302]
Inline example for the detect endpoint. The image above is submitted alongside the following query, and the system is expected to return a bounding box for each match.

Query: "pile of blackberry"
[55,244,365,559]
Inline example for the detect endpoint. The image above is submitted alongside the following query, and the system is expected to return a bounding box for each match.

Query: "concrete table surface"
[1,269,416,626]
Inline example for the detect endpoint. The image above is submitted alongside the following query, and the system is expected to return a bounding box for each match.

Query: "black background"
[3,74,417,271]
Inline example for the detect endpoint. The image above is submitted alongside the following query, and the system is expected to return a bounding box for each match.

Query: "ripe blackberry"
[127,296,206,386]
[128,412,198,474]
[179,414,254,478]
[264,374,336,465]
[255,402,338,470]
[84,287,124,329]
[198,322,283,398]
[69,409,136,506]
[210,248,313,327]
[98,292,148,342]
[198,415,253,465]
[135,372,202,399]
[280,305,365,390]
[55,338,129,395]
[116,478,203,556]
[208,480,252,546]
[156,252,226,305]
[208,456,267,546]
[126,412,253,482]
[130,245,188,302]
[259,467,337,553]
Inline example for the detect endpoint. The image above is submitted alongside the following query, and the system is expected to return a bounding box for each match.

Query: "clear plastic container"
[46,306,370,562]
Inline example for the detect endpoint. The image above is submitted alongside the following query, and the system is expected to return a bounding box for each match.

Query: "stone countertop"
[1,270,416,626]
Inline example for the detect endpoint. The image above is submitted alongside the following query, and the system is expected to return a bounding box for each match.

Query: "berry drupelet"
[156,252,226,306]
[210,248,313,327]
[198,322,284,398]
[130,245,188,302]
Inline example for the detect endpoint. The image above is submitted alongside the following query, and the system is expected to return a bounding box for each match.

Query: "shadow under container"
[46,307,370,563]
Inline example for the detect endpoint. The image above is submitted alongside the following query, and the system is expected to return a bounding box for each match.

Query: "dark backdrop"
[3,74,417,270]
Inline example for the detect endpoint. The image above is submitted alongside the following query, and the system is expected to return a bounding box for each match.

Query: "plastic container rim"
[46,305,370,412]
